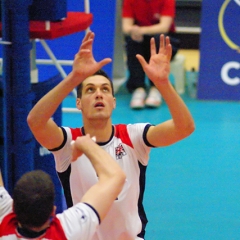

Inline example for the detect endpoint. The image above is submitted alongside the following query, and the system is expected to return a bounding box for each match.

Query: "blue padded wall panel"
[0,1,67,21]
[29,0,67,21]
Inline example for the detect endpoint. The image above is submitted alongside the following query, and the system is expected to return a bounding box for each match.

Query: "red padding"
[0,12,93,40]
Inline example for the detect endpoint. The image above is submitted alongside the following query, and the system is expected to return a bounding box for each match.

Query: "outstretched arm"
[137,34,195,147]
[71,135,126,222]
[27,31,112,150]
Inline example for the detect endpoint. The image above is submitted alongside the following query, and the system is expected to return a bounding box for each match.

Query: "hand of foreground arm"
[137,34,195,146]
[71,135,126,222]
[27,31,112,149]
[71,135,96,161]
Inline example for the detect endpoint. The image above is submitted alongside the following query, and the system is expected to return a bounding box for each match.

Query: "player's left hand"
[136,34,172,87]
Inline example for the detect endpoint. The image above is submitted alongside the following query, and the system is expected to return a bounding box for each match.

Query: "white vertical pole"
[84,0,90,13]
[84,0,91,32]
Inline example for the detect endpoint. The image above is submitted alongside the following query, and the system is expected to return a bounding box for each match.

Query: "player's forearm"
[122,18,134,35]
[27,72,81,128]
[158,81,195,135]
[139,24,168,35]
[139,16,173,35]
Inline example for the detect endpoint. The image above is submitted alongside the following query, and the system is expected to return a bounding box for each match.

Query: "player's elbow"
[178,121,195,139]
[26,112,35,130]
[186,120,195,136]
[27,111,42,133]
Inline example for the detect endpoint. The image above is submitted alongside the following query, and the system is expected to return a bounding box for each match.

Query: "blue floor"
[62,85,240,240]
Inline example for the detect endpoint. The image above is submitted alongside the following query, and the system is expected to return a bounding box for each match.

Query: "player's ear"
[76,98,82,110]
[113,97,116,109]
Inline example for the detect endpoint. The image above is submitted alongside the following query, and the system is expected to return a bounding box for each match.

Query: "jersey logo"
[75,207,88,224]
[115,143,126,160]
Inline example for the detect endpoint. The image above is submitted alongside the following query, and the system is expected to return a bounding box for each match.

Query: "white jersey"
[52,123,153,240]
[0,187,100,239]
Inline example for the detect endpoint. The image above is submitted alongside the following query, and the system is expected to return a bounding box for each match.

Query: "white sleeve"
[0,187,13,223]
[57,202,100,240]
[51,127,73,173]
[127,123,152,166]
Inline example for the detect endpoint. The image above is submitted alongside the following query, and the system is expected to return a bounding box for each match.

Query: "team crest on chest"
[115,143,126,159]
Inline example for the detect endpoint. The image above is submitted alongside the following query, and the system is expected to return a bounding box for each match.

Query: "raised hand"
[136,34,172,87]
[72,31,112,81]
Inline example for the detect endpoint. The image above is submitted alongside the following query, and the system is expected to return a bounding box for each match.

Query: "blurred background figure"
[122,0,180,109]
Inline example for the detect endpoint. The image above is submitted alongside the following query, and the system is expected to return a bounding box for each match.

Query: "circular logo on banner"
[218,0,240,52]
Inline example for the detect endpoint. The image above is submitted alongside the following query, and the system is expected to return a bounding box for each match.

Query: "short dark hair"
[13,170,55,228]
[76,69,115,98]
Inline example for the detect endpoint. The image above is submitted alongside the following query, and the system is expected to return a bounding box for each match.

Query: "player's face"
[76,75,116,120]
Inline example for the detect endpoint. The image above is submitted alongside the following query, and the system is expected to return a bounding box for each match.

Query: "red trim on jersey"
[115,124,134,148]
[70,126,134,148]
[0,213,67,239]
[70,128,83,140]
[0,213,16,236]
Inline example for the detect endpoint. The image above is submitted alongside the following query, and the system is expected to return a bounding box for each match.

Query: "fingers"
[78,31,94,52]
[76,31,112,69]
[159,34,170,51]
[71,135,97,162]
[167,43,172,61]
[158,34,172,60]
[163,35,172,61]
[80,38,93,49]
[82,31,94,43]
[136,54,147,68]
[151,34,170,56]
[150,37,156,55]
[159,34,164,52]
[98,58,112,69]
[165,35,170,46]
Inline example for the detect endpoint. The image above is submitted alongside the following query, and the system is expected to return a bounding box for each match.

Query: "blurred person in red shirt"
[122,0,179,109]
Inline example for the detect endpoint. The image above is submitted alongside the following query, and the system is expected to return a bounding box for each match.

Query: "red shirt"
[122,0,176,32]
